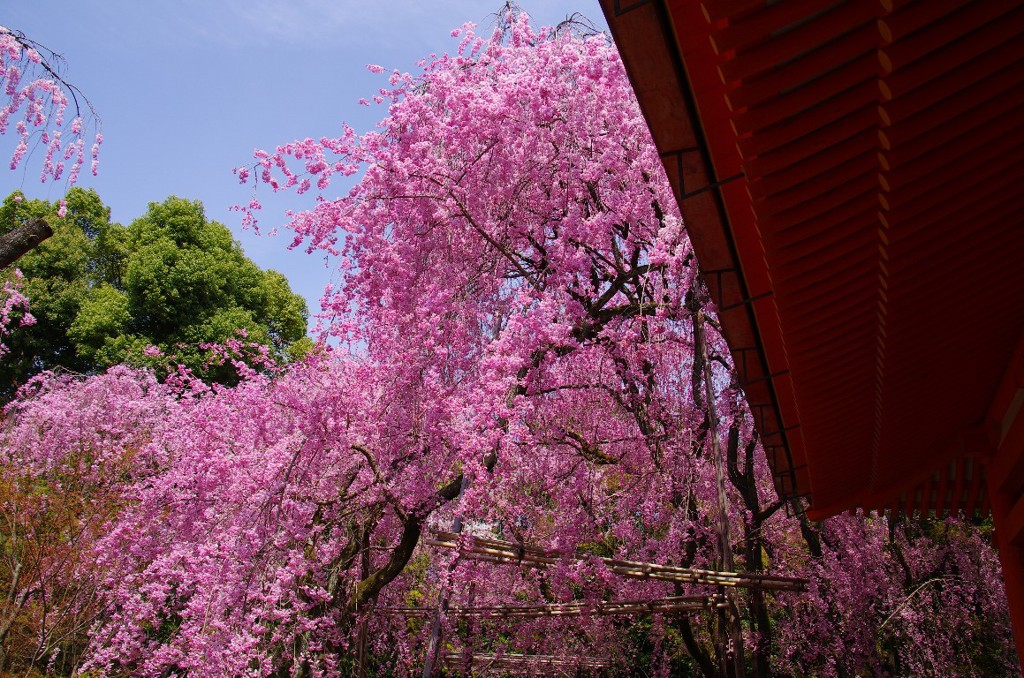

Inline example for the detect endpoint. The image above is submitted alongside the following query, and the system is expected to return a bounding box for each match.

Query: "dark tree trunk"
[0,218,52,269]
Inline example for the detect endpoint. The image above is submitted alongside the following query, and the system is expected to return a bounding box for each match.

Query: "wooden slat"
[885,206,1024,284]
[768,205,876,263]
[701,0,766,24]
[884,218,1024,306]
[879,135,1023,211]
[718,3,878,87]
[773,192,876,238]
[881,135,1024,199]
[775,253,875,303]
[879,40,1024,127]
[877,0,1017,71]
[749,127,877,192]
[880,99,1024,170]
[737,93,875,158]
[748,129,875,197]
[731,53,878,134]
[758,172,876,226]
[879,6,1023,100]
[709,0,843,55]
[758,151,875,214]
[878,0,971,45]
[878,160,1021,233]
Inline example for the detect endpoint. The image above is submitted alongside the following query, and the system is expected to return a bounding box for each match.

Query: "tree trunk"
[694,306,746,678]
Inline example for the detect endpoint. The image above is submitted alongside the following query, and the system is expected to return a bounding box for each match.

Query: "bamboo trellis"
[442,653,611,673]
[382,594,726,619]
[424,531,807,592]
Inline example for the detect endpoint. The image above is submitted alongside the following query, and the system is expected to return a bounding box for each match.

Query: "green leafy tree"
[0,189,310,396]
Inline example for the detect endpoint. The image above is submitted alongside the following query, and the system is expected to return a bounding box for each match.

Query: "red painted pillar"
[986,471,1024,669]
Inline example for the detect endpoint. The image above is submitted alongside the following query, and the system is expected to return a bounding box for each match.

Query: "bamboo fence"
[424,531,807,592]
[381,594,726,619]
[442,652,611,673]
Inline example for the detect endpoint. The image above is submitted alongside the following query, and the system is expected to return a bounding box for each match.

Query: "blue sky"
[1,1,606,330]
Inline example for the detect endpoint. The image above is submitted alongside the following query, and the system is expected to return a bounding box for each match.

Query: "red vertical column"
[987,471,1024,668]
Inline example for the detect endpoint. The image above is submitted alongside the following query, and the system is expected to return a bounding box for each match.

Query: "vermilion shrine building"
[598,0,1024,662]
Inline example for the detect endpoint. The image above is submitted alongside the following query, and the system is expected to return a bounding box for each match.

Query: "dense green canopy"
[0,189,310,396]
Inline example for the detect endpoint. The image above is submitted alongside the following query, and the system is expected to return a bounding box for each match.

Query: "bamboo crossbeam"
[381,594,725,619]
[425,532,807,592]
[443,653,611,669]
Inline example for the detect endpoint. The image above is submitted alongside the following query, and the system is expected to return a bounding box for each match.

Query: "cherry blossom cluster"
[0,25,101,187]
[0,269,34,356]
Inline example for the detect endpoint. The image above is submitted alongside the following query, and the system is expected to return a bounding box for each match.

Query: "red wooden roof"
[599,0,1024,522]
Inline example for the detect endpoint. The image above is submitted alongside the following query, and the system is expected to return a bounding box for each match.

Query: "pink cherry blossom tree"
[0,9,1016,678]
[0,269,33,354]
[0,367,173,672]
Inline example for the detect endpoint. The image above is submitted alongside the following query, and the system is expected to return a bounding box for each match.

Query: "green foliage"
[0,189,308,396]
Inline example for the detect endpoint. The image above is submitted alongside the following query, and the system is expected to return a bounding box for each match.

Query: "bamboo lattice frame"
[442,653,611,671]
[382,594,726,619]
[425,531,807,592]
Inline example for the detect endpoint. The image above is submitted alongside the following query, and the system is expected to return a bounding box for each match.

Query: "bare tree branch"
[0,218,52,270]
